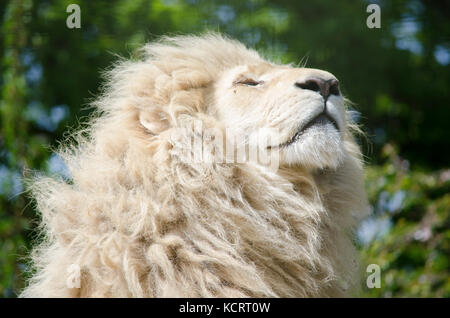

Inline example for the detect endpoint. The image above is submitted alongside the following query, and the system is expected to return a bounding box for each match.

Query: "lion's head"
[132,34,353,173]
[22,33,369,298]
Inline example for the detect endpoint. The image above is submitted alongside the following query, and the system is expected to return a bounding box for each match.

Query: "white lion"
[21,33,369,297]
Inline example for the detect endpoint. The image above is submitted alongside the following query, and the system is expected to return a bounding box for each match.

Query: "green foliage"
[361,144,450,297]
[0,0,448,297]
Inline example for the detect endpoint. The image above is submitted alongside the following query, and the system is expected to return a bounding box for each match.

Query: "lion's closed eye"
[234,78,263,86]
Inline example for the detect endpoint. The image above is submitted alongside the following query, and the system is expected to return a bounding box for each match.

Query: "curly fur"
[21,33,369,297]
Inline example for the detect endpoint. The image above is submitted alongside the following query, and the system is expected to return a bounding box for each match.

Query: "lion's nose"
[295,77,340,99]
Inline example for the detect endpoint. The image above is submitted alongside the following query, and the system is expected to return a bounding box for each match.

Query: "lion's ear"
[139,109,169,135]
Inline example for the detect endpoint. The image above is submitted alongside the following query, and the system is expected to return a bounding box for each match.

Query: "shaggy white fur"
[21,33,369,297]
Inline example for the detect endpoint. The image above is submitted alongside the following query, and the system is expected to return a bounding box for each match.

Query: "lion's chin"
[279,123,345,171]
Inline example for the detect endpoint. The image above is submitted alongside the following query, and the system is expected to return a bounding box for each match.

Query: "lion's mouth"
[270,112,339,149]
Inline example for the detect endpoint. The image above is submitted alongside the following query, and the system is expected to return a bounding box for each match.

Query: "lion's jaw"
[213,63,347,172]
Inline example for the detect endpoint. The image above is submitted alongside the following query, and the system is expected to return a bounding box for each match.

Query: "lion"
[21,33,369,297]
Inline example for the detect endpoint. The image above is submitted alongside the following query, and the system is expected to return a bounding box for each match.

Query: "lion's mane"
[21,34,369,297]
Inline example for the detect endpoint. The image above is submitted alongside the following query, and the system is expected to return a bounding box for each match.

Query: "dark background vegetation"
[1,0,449,297]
